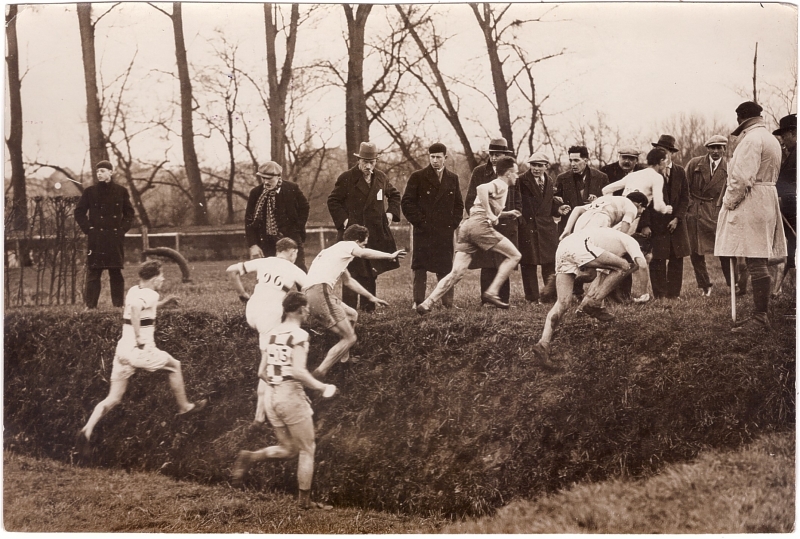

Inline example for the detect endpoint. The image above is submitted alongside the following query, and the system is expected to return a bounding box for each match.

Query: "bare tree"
[264,3,301,169]
[149,2,210,225]
[342,4,372,167]
[660,113,730,165]
[77,3,115,178]
[395,5,477,170]
[6,4,26,230]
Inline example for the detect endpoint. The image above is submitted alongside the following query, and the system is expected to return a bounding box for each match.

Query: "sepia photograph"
[3,0,796,533]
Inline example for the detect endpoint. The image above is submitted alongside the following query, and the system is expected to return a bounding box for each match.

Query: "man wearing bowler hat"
[464,137,522,305]
[639,134,690,299]
[245,161,310,271]
[74,160,136,309]
[773,113,796,275]
[685,135,729,296]
[516,152,569,303]
[601,145,646,187]
[328,142,402,312]
[401,142,464,310]
[715,101,786,332]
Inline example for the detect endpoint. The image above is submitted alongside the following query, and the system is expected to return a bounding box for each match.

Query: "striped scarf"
[250,180,282,237]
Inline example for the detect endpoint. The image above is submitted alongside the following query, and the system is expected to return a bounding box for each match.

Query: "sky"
[4,1,798,180]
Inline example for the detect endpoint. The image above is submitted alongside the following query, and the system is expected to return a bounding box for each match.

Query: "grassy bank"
[4,431,792,533]
[444,430,795,533]
[4,278,795,517]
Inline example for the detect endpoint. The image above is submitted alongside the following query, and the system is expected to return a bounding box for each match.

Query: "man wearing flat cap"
[245,161,310,270]
[715,101,786,332]
[773,113,796,277]
[464,137,522,305]
[639,134,690,299]
[684,135,729,296]
[328,142,401,312]
[516,152,568,303]
[402,143,464,310]
[601,146,646,187]
[74,160,136,309]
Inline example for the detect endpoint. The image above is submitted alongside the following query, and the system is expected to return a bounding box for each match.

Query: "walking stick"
[730,258,737,323]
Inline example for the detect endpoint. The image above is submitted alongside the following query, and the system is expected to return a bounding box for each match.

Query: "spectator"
[601,146,646,187]
[328,142,402,312]
[401,142,464,309]
[715,101,786,332]
[245,161,310,271]
[555,145,610,234]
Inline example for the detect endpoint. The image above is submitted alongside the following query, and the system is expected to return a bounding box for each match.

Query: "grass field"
[4,250,796,531]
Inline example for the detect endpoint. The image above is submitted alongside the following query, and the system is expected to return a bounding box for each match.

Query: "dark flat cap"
[428,142,447,155]
[735,101,763,118]
[95,160,113,170]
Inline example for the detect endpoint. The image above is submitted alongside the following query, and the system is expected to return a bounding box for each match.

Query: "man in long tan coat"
[685,135,728,296]
[715,101,787,332]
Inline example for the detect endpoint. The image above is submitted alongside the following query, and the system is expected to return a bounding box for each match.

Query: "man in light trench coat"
[715,101,787,332]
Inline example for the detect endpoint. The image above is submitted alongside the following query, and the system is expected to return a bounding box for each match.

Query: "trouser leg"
[521,264,539,302]
[108,268,125,307]
[720,256,734,287]
[666,256,684,298]
[650,258,667,298]
[690,252,710,290]
[353,274,377,312]
[84,268,103,308]
[746,257,770,315]
[413,269,428,306]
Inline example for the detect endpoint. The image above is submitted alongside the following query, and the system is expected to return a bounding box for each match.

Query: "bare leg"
[314,308,357,377]
[485,237,522,296]
[81,379,129,441]
[538,274,576,347]
[251,425,299,460]
[254,377,268,424]
[164,356,193,413]
[420,251,473,309]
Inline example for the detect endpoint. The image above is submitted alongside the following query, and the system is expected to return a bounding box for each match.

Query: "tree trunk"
[470,3,514,153]
[77,3,110,180]
[171,3,209,225]
[264,3,299,170]
[6,4,26,230]
[343,4,372,168]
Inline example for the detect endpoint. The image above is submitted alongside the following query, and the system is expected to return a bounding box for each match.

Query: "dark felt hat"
[773,113,797,136]
[651,134,679,153]
[354,142,380,160]
[488,137,514,154]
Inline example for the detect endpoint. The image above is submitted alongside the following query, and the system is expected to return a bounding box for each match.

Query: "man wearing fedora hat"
[245,161,310,271]
[516,152,569,303]
[601,146,646,187]
[401,143,464,309]
[639,134,690,299]
[715,101,786,332]
[774,113,796,276]
[685,135,729,296]
[74,160,136,309]
[328,142,402,312]
[464,137,522,305]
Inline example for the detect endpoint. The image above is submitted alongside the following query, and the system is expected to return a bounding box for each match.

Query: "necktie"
[711,161,718,176]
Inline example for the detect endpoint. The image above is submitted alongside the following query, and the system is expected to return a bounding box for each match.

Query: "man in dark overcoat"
[517,152,568,303]
[244,161,310,271]
[328,142,401,312]
[401,142,464,308]
[555,145,610,234]
[600,146,646,188]
[640,135,691,299]
[774,113,796,275]
[74,160,136,308]
[464,137,520,305]
[685,135,728,296]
